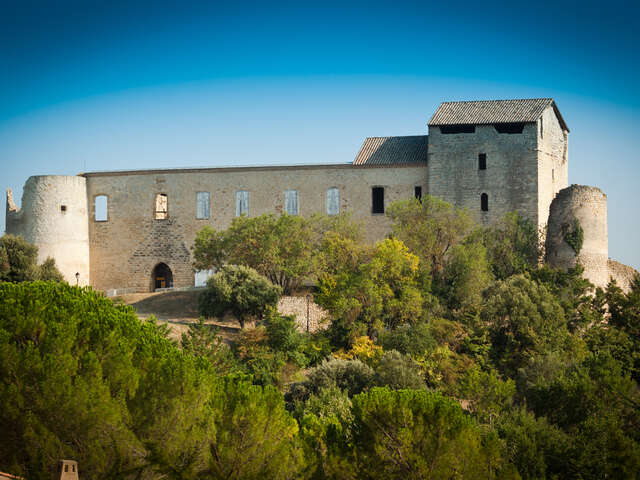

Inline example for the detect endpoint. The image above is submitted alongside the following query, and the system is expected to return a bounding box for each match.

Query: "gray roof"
[429,98,569,131]
[353,135,428,166]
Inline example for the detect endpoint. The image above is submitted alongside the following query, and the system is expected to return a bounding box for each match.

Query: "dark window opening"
[65,465,69,472]
[414,186,422,201]
[481,193,489,212]
[494,123,525,134]
[440,124,475,134]
[478,153,487,170]
[72,465,76,472]
[372,187,385,214]
[152,263,173,290]
[60,205,67,213]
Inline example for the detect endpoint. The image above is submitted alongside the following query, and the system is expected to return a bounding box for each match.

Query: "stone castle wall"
[428,123,541,228]
[538,106,569,230]
[608,259,639,293]
[85,164,428,292]
[5,175,90,285]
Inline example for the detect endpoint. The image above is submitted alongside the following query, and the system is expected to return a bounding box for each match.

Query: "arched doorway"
[152,263,173,290]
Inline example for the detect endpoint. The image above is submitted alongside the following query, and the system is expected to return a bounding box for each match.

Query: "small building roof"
[429,98,569,132]
[353,135,428,166]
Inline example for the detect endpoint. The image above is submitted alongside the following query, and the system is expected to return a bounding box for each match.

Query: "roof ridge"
[439,98,553,105]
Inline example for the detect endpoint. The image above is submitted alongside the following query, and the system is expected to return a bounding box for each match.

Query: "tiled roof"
[353,135,428,166]
[429,98,568,131]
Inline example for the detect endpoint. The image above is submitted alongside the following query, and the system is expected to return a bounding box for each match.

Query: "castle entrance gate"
[152,263,173,290]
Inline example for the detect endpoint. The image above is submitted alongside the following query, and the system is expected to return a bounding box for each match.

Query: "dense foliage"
[0,234,64,283]
[1,196,639,479]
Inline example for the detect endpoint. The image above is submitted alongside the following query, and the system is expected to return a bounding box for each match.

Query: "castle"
[5,98,637,293]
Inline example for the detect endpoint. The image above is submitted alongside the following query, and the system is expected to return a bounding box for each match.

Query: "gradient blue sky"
[1,0,639,269]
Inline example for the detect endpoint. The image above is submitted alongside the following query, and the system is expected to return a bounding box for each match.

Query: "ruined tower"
[5,176,90,285]
[545,184,608,288]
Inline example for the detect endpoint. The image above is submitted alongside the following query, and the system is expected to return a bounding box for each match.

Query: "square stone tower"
[427,99,569,229]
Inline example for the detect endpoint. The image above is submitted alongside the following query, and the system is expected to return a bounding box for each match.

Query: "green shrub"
[374,350,425,390]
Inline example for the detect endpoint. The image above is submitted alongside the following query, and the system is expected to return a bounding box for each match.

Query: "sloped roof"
[353,135,428,166]
[429,98,568,132]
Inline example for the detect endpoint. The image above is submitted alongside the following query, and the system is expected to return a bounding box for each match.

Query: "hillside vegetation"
[0,195,639,479]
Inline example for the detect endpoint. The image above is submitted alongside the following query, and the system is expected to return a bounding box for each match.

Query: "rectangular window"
[94,195,108,221]
[285,189,298,215]
[236,190,249,216]
[440,124,475,134]
[155,193,168,219]
[196,192,210,219]
[479,153,487,170]
[372,187,384,214]
[540,118,544,138]
[414,186,422,201]
[326,187,340,215]
[494,123,525,134]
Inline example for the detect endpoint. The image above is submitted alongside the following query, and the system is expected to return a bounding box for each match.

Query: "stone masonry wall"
[608,259,639,293]
[538,106,569,231]
[427,123,540,227]
[278,296,328,333]
[85,164,428,292]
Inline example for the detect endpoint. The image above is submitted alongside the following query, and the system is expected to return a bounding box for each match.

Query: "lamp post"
[75,272,80,286]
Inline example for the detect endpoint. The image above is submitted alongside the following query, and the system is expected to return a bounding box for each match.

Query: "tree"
[373,350,425,390]
[351,388,510,479]
[386,196,473,276]
[481,212,541,280]
[316,238,423,345]
[441,241,492,310]
[192,214,315,294]
[205,375,305,480]
[0,281,219,479]
[0,235,64,284]
[198,265,282,328]
[481,275,570,378]
[181,317,238,375]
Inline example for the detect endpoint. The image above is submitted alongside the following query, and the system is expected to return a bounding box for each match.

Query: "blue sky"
[1,0,639,269]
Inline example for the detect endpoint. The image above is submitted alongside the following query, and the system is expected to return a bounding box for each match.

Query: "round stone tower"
[5,175,90,286]
[545,184,608,288]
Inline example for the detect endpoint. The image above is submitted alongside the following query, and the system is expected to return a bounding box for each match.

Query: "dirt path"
[117,290,241,342]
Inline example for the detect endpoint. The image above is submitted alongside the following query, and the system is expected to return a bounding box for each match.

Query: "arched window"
[481,193,489,212]
[94,195,108,221]
[326,187,340,215]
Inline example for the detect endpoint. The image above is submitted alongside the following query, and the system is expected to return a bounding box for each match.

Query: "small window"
[372,187,385,214]
[414,186,422,201]
[94,195,108,221]
[478,153,487,170]
[440,124,475,134]
[60,205,67,213]
[236,190,249,216]
[285,190,298,215]
[65,465,69,472]
[540,119,544,138]
[155,193,168,219]
[326,187,340,215]
[196,192,210,219]
[481,193,489,212]
[72,465,76,472]
[552,168,555,182]
[494,123,525,134]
